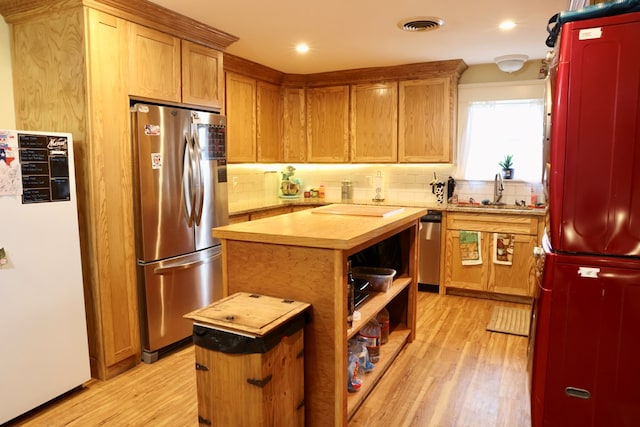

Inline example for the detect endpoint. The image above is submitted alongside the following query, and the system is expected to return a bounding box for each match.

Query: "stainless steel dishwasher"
[418,210,442,292]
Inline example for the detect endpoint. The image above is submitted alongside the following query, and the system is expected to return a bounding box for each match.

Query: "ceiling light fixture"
[495,54,529,73]
[295,43,309,54]
[499,20,517,30]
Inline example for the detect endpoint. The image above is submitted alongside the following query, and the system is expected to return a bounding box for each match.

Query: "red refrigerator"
[530,8,640,427]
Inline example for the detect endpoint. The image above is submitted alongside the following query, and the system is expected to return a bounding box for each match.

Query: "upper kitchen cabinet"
[225,72,284,163]
[129,24,182,103]
[226,72,257,162]
[398,77,454,163]
[181,40,225,109]
[224,54,287,163]
[283,87,306,162]
[129,25,225,109]
[306,85,350,162]
[256,81,283,162]
[350,82,398,163]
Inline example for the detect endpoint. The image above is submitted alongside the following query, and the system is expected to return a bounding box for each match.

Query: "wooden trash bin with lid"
[184,292,310,427]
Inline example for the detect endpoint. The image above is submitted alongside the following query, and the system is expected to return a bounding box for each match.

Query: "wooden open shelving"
[348,277,411,339]
[347,276,412,417]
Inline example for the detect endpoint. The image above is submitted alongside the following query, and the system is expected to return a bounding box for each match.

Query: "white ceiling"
[149,0,568,74]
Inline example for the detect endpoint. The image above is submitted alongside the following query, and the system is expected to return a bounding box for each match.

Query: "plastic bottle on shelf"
[319,184,325,199]
[358,319,381,363]
[376,308,390,345]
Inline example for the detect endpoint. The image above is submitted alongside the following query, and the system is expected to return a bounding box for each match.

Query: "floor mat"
[486,306,531,337]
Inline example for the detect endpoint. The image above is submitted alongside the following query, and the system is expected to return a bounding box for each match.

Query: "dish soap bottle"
[530,186,538,206]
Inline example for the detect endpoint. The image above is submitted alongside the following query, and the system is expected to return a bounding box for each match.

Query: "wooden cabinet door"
[283,87,306,162]
[489,233,536,296]
[129,24,181,102]
[398,78,452,163]
[256,81,283,162]
[444,230,487,291]
[226,72,256,162]
[86,9,141,375]
[181,40,224,109]
[350,82,398,163]
[306,85,350,162]
[444,213,539,298]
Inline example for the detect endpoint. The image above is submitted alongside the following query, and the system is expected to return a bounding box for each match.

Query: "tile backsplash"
[227,163,545,206]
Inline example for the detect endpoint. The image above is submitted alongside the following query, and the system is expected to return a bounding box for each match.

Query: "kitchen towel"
[493,233,515,265]
[459,231,482,265]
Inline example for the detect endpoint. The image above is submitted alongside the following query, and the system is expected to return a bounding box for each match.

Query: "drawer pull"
[195,362,209,371]
[565,387,591,399]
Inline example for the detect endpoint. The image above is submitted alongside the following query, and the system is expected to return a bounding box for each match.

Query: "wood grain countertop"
[228,198,545,217]
[213,204,427,250]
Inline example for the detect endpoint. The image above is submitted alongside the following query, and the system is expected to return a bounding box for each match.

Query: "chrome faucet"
[494,173,504,204]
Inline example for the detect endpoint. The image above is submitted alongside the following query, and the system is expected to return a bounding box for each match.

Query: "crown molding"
[0,0,239,51]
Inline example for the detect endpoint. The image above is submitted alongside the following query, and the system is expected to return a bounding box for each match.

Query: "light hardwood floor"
[10,292,532,427]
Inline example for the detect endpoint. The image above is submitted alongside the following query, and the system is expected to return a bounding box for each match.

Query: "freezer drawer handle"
[154,258,205,274]
[247,374,272,388]
[565,387,591,399]
[153,252,221,275]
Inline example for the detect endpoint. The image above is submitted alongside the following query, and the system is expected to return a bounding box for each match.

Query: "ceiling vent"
[398,17,444,32]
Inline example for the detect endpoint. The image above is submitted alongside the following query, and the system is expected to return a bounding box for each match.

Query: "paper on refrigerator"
[0,131,22,196]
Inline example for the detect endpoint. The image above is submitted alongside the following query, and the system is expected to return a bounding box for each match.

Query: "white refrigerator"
[0,130,90,424]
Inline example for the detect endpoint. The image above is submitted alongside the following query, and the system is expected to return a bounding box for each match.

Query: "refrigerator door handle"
[153,250,221,275]
[191,126,205,226]
[183,133,197,227]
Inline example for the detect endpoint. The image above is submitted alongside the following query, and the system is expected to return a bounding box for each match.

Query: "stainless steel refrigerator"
[131,103,228,363]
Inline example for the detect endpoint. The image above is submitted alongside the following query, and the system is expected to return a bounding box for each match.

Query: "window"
[456,81,545,183]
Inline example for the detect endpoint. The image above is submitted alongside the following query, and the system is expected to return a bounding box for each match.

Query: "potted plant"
[499,154,514,179]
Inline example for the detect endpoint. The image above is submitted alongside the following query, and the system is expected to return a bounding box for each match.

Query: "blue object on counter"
[546,0,640,47]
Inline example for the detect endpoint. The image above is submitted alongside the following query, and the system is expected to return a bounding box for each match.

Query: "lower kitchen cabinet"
[443,211,542,299]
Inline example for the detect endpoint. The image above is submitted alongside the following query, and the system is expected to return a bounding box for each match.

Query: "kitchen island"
[212,204,427,425]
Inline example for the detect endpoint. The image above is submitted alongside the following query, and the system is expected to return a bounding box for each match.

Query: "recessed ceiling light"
[295,43,309,54]
[499,20,517,30]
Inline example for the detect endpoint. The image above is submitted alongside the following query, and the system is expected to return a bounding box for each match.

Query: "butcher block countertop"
[213,204,427,250]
